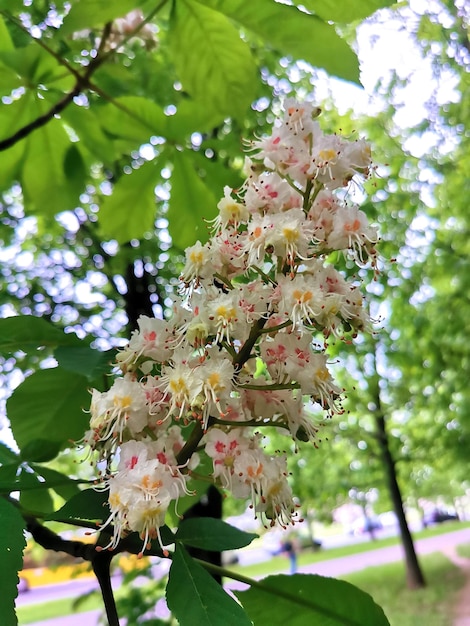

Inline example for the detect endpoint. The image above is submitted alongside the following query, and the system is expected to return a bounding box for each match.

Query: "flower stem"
[237,382,300,391]
[176,421,204,466]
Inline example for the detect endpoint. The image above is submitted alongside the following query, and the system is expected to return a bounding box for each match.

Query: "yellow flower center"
[113,395,132,409]
[319,148,336,161]
[292,289,313,304]
[282,227,299,243]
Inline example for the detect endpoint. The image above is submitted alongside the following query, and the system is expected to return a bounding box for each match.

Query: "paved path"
[18,527,470,626]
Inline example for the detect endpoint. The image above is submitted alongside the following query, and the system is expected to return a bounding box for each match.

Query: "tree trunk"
[375,412,426,589]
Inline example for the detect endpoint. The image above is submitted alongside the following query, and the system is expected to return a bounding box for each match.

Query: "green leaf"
[19,473,55,515]
[236,574,390,626]
[46,488,110,523]
[0,92,35,142]
[165,98,226,137]
[168,150,218,250]
[0,498,26,626]
[176,517,257,551]
[169,0,257,120]
[0,15,14,52]
[0,134,25,187]
[95,96,168,146]
[61,105,118,164]
[63,144,87,200]
[0,463,20,489]
[7,368,91,462]
[0,315,78,353]
[0,462,78,493]
[21,103,80,216]
[0,46,59,85]
[99,159,158,243]
[0,443,18,465]
[19,440,67,464]
[300,0,396,22]
[29,465,82,501]
[0,465,81,495]
[200,0,359,83]
[167,544,252,626]
[54,345,114,382]
[61,0,150,35]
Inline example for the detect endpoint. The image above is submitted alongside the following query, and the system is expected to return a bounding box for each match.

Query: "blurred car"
[422,509,459,526]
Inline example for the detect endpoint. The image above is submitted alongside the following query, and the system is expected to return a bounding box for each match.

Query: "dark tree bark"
[374,408,426,589]
[124,261,155,331]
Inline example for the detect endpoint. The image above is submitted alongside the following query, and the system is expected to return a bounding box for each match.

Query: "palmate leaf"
[236,574,391,626]
[169,0,257,121]
[7,368,91,462]
[168,150,218,250]
[167,544,252,626]
[176,517,257,551]
[199,0,359,83]
[0,499,26,626]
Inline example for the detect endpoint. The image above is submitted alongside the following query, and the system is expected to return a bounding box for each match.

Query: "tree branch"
[0,21,113,152]
[0,86,83,151]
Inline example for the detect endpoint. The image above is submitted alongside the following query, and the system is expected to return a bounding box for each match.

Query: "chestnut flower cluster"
[82,99,378,556]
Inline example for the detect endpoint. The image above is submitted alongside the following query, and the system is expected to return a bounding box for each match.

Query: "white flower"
[180,240,212,285]
[89,376,148,446]
[265,208,315,267]
[275,274,325,327]
[212,186,250,231]
[327,205,378,256]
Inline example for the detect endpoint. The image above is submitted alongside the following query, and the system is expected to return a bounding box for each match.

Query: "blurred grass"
[343,552,464,626]
[17,594,101,625]
[457,542,470,558]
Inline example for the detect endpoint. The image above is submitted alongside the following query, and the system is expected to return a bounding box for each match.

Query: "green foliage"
[99,159,162,244]
[167,544,252,626]
[0,315,79,353]
[7,368,93,462]
[61,0,152,35]
[301,0,396,22]
[0,498,26,626]
[236,574,391,626]
[54,345,115,381]
[169,0,257,120]
[176,517,258,551]
[168,150,218,249]
[200,0,361,82]
[45,488,109,523]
